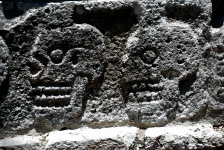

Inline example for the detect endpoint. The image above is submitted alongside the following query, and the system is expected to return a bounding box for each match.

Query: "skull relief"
[28,24,105,127]
[122,25,208,125]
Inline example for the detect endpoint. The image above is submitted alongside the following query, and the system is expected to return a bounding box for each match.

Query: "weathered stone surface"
[0,125,223,149]
[206,26,224,127]
[145,123,224,150]
[0,127,138,149]
[0,0,223,149]
[123,22,208,126]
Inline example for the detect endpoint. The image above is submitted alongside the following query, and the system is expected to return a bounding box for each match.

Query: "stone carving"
[122,24,208,125]
[0,0,215,128]
[0,23,105,131]
[0,0,223,149]
[29,24,105,122]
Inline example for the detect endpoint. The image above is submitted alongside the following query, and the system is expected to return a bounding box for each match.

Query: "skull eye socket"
[140,49,158,64]
[50,49,64,64]
[27,61,41,75]
[71,52,78,65]
[33,52,49,66]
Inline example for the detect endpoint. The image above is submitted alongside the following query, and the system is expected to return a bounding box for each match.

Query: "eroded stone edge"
[0,124,223,149]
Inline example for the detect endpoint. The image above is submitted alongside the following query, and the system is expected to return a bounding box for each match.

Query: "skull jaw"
[126,100,177,126]
[31,76,89,131]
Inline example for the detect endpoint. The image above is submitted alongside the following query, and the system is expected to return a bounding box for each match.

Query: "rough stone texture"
[0,125,223,149]
[0,127,138,149]
[145,124,224,150]
[0,0,224,149]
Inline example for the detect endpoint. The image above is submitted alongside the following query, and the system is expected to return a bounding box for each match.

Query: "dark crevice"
[73,6,138,36]
[177,59,185,64]
[34,97,70,107]
[179,72,197,95]
[0,74,10,105]
[71,52,78,65]
[165,3,203,22]
[1,1,47,19]
[2,2,24,19]
[59,127,69,131]
[0,30,9,40]
[211,0,224,28]
[216,88,224,103]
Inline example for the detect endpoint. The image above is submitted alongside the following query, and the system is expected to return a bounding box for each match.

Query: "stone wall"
[0,0,224,149]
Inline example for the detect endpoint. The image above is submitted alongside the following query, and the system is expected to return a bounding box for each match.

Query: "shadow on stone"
[2,1,47,19]
[211,0,224,28]
[73,5,138,36]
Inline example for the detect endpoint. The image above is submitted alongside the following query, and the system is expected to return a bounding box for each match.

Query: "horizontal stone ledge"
[145,124,224,150]
[0,124,223,149]
[0,126,138,149]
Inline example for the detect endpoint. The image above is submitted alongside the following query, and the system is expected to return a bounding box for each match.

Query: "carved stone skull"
[122,24,208,126]
[28,24,105,129]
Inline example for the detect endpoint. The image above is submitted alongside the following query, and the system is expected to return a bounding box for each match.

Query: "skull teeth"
[33,93,71,107]
[36,95,70,100]
[30,84,73,107]
[31,86,72,96]
[32,86,72,91]
[129,83,163,92]
[127,80,163,103]
[128,91,161,103]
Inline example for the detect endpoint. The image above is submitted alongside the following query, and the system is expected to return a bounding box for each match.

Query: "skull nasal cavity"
[50,49,64,64]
